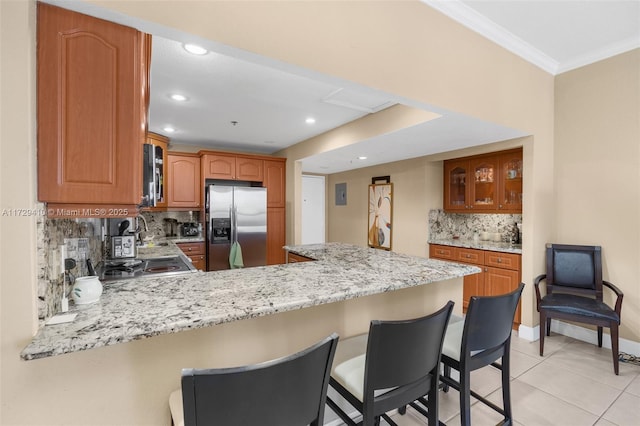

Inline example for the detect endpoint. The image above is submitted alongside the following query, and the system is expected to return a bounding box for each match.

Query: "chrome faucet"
[136,214,149,245]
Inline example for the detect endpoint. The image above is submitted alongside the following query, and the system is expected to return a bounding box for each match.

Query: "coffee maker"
[107,218,137,259]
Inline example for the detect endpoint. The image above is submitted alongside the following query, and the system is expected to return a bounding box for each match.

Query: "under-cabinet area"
[429,243,521,326]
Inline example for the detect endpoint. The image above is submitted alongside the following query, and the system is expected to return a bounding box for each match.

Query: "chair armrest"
[603,280,624,316]
[533,274,547,310]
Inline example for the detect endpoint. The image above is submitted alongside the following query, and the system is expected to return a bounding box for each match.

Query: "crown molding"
[557,37,640,74]
[422,0,559,74]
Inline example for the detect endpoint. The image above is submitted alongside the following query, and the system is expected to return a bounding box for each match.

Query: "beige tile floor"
[383,332,640,426]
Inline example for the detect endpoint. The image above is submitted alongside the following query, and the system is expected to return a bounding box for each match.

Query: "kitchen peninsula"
[21,242,479,360]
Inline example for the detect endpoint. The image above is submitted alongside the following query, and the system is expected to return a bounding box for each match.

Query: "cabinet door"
[497,149,523,213]
[267,207,286,265]
[167,154,201,208]
[264,160,286,208]
[203,154,236,180]
[463,270,485,312]
[443,160,470,211]
[486,266,521,325]
[37,3,148,205]
[236,157,264,181]
[469,155,499,211]
[190,256,206,271]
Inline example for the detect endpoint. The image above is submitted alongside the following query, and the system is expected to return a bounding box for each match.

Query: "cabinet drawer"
[485,251,520,271]
[455,248,485,265]
[177,242,205,256]
[187,254,206,271]
[287,252,314,263]
[429,244,455,260]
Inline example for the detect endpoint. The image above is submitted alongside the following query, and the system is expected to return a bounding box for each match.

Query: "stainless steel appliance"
[182,222,200,237]
[107,218,138,259]
[110,235,137,259]
[142,143,164,207]
[207,185,267,271]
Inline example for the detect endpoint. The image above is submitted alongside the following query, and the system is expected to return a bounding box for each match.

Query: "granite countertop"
[428,238,522,254]
[136,236,205,259]
[21,242,480,360]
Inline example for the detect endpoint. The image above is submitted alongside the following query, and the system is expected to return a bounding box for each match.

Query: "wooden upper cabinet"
[497,150,523,212]
[167,153,201,208]
[37,3,149,207]
[236,157,263,181]
[443,148,522,214]
[202,153,263,181]
[264,159,286,208]
[146,133,168,209]
[469,155,499,211]
[443,159,470,212]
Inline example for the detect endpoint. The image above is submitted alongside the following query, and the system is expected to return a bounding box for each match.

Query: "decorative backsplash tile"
[37,209,201,322]
[428,209,522,243]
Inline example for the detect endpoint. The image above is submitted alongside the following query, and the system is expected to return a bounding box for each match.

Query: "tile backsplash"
[37,209,200,322]
[428,209,522,243]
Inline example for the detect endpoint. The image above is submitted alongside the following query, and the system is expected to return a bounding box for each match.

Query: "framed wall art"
[368,182,393,250]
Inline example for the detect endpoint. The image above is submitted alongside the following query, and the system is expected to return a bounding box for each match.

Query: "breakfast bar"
[21,243,479,360]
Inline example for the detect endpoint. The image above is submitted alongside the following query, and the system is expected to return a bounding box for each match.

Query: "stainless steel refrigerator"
[207,185,267,271]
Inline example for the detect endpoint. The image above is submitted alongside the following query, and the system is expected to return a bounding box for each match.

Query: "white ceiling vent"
[322,88,396,114]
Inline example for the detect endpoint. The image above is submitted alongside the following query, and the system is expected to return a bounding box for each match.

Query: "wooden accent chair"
[535,244,623,374]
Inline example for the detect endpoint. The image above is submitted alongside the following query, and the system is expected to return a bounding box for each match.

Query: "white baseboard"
[518,321,640,356]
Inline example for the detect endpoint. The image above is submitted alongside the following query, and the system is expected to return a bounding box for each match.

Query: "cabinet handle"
[497,258,502,263]
[465,254,471,258]
[484,267,488,272]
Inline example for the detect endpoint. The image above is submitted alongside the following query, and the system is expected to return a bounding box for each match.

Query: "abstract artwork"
[368,183,393,250]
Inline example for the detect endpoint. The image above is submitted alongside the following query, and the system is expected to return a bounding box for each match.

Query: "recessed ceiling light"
[170,94,188,102]
[183,43,207,55]
[358,156,368,160]
[305,117,316,124]
[264,141,276,144]
[163,126,176,133]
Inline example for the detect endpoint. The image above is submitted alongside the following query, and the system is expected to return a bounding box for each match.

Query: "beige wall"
[554,49,640,343]
[11,0,635,424]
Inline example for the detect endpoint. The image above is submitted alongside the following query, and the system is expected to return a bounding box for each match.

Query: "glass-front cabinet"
[470,156,498,210]
[498,151,523,212]
[444,160,470,211]
[443,148,522,213]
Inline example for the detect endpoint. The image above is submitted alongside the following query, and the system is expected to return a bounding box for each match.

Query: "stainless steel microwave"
[142,143,164,207]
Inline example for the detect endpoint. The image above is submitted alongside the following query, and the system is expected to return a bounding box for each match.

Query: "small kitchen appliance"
[181,222,199,237]
[110,235,137,259]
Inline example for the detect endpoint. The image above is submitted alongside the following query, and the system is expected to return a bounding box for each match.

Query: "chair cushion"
[168,388,184,426]
[441,319,464,362]
[333,354,367,401]
[540,293,620,323]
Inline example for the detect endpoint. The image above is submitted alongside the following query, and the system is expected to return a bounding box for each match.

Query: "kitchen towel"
[229,241,244,269]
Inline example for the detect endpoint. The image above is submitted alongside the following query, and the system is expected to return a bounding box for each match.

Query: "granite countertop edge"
[428,238,522,254]
[21,243,479,360]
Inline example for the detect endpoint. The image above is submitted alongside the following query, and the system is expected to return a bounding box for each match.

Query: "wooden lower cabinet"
[430,244,521,326]
[267,207,286,265]
[176,242,206,271]
[287,252,314,263]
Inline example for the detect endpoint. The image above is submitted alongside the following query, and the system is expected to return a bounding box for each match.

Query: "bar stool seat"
[327,301,454,426]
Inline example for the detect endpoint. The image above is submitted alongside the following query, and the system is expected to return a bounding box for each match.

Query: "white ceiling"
[44,0,640,174]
